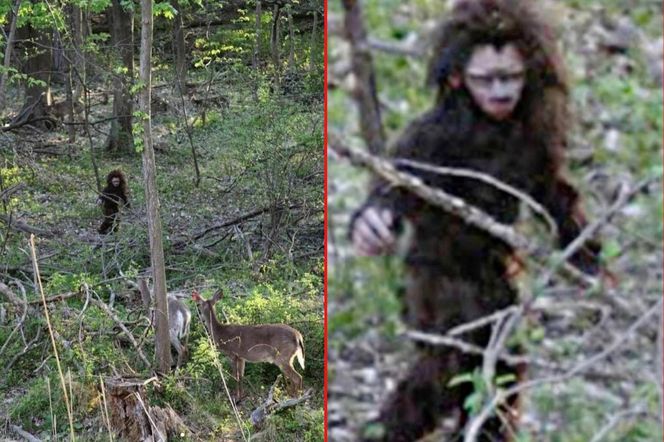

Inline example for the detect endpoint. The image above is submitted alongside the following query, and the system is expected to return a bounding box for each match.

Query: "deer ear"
[211,289,223,303]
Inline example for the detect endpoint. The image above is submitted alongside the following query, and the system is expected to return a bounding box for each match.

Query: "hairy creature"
[97,170,130,234]
[350,1,601,440]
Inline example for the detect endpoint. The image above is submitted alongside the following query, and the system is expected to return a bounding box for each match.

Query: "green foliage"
[154,1,177,19]
[257,407,324,442]
[8,374,89,434]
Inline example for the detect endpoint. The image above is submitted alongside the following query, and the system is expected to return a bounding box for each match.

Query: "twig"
[462,299,662,442]
[134,392,163,440]
[89,295,151,368]
[537,176,660,287]
[405,329,531,368]
[367,37,424,58]
[3,325,42,377]
[394,158,558,235]
[29,234,76,441]
[99,375,114,442]
[0,281,28,355]
[588,404,650,442]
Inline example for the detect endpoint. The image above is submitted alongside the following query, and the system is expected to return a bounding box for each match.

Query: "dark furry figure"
[97,170,130,234]
[350,1,601,440]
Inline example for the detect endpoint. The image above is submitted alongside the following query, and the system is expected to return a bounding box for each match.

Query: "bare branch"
[330,140,597,288]
[462,299,662,442]
[341,0,386,154]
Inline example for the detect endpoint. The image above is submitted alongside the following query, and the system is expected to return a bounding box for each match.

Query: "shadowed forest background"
[0,0,324,440]
[328,0,662,441]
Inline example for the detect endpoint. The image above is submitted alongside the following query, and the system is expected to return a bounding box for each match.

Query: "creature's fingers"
[353,217,385,252]
[354,236,379,256]
[364,207,395,245]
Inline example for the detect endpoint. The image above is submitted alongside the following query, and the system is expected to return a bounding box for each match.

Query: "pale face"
[463,44,526,120]
[111,177,121,187]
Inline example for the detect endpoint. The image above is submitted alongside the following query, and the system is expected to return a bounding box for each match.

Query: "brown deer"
[191,289,305,401]
[138,278,192,367]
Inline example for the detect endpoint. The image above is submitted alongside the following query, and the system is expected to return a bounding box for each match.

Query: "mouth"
[486,100,515,117]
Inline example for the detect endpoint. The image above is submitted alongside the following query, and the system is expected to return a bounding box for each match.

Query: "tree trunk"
[172,0,187,92]
[252,0,262,101]
[0,0,21,109]
[270,5,281,70]
[106,377,186,440]
[13,16,53,130]
[139,0,171,373]
[309,10,317,73]
[287,5,295,71]
[69,3,85,103]
[63,4,77,143]
[106,0,134,152]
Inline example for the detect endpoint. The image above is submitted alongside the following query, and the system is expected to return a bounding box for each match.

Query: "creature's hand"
[96,197,102,206]
[352,206,397,256]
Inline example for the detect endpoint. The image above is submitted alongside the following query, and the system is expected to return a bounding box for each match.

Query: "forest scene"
[0,0,324,440]
[328,0,662,441]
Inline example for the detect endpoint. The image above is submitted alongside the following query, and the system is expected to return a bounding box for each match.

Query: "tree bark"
[106,0,135,152]
[0,0,21,109]
[287,4,295,71]
[309,10,317,73]
[270,5,281,69]
[139,0,171,372]
[252,0,262,101]
[342,0,386,155]
[13,11,53,130]
[69,3,85,103]
[172,0,187,92]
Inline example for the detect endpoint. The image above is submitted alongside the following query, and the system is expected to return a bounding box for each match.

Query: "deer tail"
[295,334,305,370]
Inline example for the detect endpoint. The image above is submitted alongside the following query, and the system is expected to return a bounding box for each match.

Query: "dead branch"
[10,425,42,442]
[251,375,314,427]
[0,281,26,306]
[0,214,53,237]
[90,296,151,368]
[462,299,662,442]
[330,140,597,288]
[0,182,25,202]
[26,291,78,305]
[394,158,558,235]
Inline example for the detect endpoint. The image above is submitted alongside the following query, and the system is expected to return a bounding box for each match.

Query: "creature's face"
[111,177,121,187]
[463,43,525,120]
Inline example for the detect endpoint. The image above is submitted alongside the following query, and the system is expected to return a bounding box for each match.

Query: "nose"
[489,80,512,101]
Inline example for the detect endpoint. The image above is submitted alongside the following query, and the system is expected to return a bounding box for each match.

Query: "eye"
[502,72,524,82]
[468,74,492,87]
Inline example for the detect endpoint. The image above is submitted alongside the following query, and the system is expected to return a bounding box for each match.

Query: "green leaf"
[448,373,474,387]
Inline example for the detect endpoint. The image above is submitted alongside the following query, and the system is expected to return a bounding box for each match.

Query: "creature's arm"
[96,190,111,206]
[348,122,427,250]
[536,177,602,275]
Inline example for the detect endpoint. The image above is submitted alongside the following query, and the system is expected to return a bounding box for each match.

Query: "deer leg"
[169,333,184,368]
[278,360,302,396]
[233,357,245,402]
